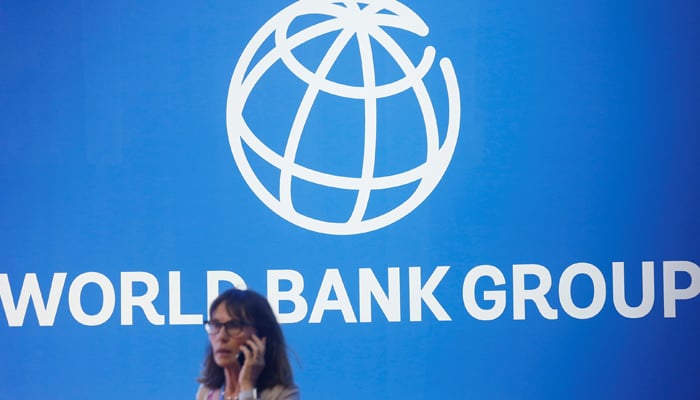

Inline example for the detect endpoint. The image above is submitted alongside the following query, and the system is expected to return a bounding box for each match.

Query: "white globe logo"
[226,0,460,235]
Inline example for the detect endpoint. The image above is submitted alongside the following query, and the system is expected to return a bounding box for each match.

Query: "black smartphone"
[237,351,245,366]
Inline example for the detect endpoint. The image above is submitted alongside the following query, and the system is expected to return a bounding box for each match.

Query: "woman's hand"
[238,334,266,391]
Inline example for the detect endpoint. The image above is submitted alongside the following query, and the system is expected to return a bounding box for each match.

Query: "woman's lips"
[216,349,233,356]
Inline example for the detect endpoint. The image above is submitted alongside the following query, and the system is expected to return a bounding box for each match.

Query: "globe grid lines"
[226,0,461,234]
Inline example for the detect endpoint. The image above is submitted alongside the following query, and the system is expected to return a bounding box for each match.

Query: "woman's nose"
[215,328,231,341]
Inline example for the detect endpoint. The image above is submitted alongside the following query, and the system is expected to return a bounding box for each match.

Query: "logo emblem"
[226,0,460,235]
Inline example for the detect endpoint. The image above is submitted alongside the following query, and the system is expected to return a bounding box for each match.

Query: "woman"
[197,288,300,400]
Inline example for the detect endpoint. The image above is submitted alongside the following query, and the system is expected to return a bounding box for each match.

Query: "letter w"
[0,273,66,327]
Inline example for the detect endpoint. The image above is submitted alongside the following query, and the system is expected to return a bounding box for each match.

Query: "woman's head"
[198,288,294,390]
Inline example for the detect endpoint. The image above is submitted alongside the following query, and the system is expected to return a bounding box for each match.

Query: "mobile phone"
[237,351,245,366]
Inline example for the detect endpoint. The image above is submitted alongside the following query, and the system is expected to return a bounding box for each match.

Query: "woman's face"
[208,302,256,368]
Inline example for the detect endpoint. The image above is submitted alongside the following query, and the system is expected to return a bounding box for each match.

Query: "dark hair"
[197,288,294,391]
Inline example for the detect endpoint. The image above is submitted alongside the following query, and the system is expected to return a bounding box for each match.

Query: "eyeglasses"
[204,319,254,336]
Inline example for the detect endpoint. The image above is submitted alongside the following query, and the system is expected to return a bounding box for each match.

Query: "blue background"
[1,0,699,398]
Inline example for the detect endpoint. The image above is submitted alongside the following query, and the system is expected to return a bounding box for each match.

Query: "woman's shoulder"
[195,384,214,400]
[260,383,300,400]
[197,384,299,400]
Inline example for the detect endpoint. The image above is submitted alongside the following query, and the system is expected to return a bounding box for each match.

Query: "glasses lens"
[204,321,219,334]
[205,320,253,336]
[226,323,240,336]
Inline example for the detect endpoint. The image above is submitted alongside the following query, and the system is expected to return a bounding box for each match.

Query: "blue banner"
[1,1,699,399]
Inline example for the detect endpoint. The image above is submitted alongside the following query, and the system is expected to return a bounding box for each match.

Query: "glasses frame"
[203,319,255,336]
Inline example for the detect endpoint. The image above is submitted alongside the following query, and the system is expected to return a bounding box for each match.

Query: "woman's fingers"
[238,335,267,390]
[239,342,252,361]
[244,335,266,363]
[240,335,267,364]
